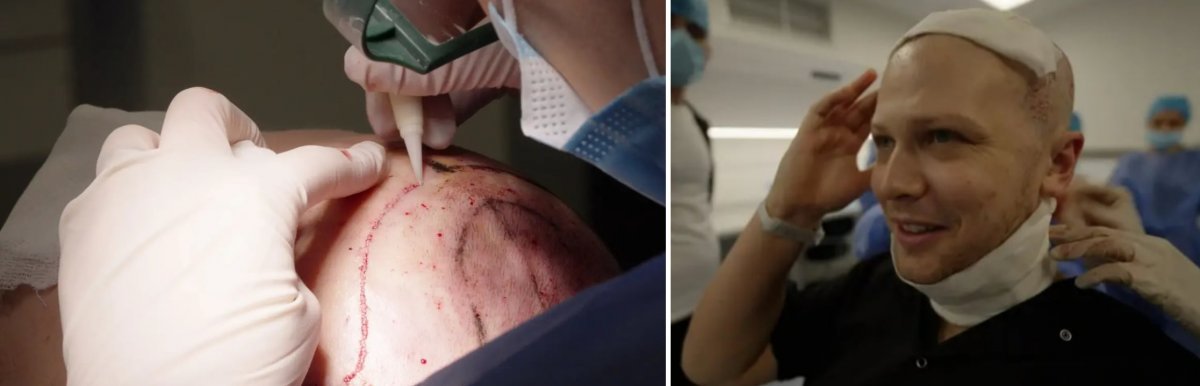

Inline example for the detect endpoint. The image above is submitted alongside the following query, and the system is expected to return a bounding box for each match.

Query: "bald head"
[887,33,1074,138]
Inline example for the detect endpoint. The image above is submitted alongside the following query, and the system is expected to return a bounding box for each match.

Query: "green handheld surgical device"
[324,0,499,184]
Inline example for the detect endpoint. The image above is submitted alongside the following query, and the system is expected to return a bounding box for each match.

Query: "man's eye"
[873,136,894,148]
[930,129,959,144]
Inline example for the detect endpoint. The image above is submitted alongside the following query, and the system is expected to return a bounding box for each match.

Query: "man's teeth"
[901,224,937,233]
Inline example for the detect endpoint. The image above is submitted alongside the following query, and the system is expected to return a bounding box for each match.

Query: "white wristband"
[757,201,824,245]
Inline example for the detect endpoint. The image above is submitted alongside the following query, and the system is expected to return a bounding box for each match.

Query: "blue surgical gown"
[421,79,667,384]
[1108,149,1200,356]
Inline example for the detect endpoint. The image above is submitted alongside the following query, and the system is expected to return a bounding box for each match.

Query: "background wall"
[1037,0,1200,151]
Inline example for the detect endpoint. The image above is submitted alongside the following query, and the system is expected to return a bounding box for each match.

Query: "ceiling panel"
[854,0,1098,22]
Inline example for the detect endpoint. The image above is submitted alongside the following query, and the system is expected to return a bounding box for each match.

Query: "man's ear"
[1042,131,1085,199]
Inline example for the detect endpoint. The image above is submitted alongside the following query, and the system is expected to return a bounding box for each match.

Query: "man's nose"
[873,148,926,203]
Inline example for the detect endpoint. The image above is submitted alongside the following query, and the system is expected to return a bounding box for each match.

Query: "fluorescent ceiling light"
[980,0,1034,11]
[707,127,798,140]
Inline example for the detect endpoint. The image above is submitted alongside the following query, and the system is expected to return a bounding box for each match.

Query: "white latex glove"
[1049,224,1200,341]
[1055,179,1144,233]
[58,88,389,385]
[343,42,519,148]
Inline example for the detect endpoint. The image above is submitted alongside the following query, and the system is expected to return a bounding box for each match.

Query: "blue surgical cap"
[1069,112,1082,132]
[672,0,709,34]
[1148,95,1191,123]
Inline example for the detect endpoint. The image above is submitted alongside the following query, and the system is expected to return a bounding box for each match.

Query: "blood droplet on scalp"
[421,358,428,365]
[437,232,443,238]
[405,211,411,216]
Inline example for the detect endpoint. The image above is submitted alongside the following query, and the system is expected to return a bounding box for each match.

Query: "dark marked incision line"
[427,159,462,173]
[342,183,419,385]
[424,159,552,193]
[451,198,563,337]
[470,305,487,346]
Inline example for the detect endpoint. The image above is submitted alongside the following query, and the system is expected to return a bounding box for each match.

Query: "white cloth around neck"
[893,198,1059,326]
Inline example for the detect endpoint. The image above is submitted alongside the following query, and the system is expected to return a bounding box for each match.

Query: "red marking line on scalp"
[342,183,420,385]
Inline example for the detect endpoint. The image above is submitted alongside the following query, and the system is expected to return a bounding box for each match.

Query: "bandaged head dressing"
[889,9,1066,327]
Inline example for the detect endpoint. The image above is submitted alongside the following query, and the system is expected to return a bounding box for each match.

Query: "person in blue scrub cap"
[339,1,669,384]
[1107,95,1200,356]
[670,1,715,385]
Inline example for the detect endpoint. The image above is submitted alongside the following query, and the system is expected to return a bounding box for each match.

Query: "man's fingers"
[1075,262,1135,289]
[97,124,160,175]
[812,70,877,117]
[274,141,389,208]
[844,91,879,134]
[159,87,264,154]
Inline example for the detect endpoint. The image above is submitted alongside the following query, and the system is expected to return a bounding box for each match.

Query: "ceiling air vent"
[728,0,831,39]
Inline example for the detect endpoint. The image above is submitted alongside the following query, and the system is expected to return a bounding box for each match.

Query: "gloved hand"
[343,39,519,147]
[58,88,389,385]
[1050,224,1200,340]
[764,69,878,226]
[1055,179,1144,233]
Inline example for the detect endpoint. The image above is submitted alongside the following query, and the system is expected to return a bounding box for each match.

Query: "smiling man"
[681,9,1200,386]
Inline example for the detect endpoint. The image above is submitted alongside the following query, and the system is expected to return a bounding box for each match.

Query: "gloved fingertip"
[424,119,456,150]
[350,140,387,158]
[366,93,401,141]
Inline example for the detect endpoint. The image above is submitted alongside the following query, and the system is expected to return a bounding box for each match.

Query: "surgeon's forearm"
[682,213,814,384]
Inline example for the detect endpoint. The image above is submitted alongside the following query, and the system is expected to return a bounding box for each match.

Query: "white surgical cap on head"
[896,9,1063,77]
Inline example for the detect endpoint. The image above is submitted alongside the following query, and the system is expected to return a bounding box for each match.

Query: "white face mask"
[894,198,1058,326]
[487,0,658,149]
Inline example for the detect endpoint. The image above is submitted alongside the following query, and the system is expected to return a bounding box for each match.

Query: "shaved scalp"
[892,34,1074,139]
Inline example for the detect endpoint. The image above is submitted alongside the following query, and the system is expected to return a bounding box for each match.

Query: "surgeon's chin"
[892,247,966,285]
